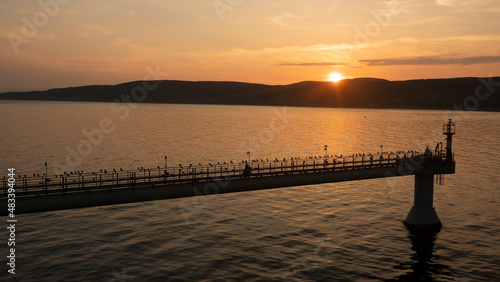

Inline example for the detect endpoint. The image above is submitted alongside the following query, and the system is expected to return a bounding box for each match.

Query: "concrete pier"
[404,174,442,230]
[1,120,456,230]
[1,165,413,215]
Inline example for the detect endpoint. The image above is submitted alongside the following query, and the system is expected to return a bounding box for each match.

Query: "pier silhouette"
[1,120,456,229]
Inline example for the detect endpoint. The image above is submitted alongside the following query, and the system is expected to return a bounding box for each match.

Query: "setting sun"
[328,72,343,83]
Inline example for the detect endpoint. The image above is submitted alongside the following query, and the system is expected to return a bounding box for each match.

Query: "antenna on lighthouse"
[443,119,455,162]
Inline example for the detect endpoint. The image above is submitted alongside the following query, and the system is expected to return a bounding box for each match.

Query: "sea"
[1,101,499,281]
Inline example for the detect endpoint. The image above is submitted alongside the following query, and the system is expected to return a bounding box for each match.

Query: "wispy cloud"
[275,62,346,67]
[360,56,500,66]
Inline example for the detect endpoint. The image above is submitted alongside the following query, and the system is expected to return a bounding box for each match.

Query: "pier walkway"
[4,152,427,198]
[1,151,453,215]
[1,119,457,230]
[0,119,455,229]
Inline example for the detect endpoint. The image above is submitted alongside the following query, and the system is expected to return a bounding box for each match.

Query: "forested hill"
[1,77,499,111]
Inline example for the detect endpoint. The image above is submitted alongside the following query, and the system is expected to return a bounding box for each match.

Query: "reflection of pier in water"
[1,120,456,230]
[391,230,455,281]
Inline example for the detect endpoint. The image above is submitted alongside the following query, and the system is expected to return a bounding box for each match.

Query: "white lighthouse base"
[404,206,442,230]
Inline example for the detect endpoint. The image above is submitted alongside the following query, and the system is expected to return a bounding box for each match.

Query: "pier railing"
[2,151,448,199]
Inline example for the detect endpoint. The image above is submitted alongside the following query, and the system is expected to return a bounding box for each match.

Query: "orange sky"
[0,0,499,92]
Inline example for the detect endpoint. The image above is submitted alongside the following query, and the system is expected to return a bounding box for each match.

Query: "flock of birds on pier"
[4,150,421,183]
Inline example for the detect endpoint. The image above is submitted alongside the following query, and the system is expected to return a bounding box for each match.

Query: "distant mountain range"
[1,77,499,111]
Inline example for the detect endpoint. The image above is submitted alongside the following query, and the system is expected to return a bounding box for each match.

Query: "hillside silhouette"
[1,77,499,111]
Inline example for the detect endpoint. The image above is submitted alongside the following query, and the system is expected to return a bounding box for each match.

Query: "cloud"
[275,62,346,66]
[360,56,500,66]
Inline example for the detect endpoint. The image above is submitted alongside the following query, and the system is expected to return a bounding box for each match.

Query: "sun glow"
[328,72,343,82]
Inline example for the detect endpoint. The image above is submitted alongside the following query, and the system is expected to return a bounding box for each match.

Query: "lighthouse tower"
[443,119,455,162]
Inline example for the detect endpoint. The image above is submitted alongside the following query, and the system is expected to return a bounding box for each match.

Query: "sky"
[0,0,499,92]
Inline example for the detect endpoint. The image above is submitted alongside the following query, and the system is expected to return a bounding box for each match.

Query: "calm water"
[1,101,499,281]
